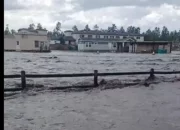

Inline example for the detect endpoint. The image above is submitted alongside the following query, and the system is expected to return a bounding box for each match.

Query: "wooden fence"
[4,68,180,92]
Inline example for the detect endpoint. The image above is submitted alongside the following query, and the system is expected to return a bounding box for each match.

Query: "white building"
[71,30,144,52]
[4,28,50,52]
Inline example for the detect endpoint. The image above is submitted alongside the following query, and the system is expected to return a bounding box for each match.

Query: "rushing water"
[4,51,180,88]
[4,51,180,130]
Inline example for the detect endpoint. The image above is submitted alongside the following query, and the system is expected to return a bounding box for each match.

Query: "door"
[16,41,20,51]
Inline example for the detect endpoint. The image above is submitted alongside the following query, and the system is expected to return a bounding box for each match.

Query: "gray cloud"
[76,0,180,10]
[4,0,180,32]
[4,0,25,10]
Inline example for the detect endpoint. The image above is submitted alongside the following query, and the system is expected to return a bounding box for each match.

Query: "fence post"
[21,71,26,89]
[94,70,98,87]
[149,68,155,79]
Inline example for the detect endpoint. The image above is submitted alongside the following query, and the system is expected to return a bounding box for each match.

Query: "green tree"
[135,27,140,34]
[160,26,169,41]
[4,24,10,35]
[11,29,16,34]
[37,23,43,29]
[28,23,35,30]
[72,25,78,31]
[84,24,90,31]
[112,24,117,32]
[93,24,99,30]
[119,26,125,33]
[55,22,61,32]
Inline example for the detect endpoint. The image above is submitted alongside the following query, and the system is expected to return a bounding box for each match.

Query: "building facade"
[4,28,50,52]
[70,30,171,53]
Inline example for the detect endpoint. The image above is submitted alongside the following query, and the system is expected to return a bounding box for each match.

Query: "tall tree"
[4,24,10,35]
[119,26,125,33]
[28,23,35,30]
[127,26,135,33]
[72,25,78,31]
[93,24,99,30]
[84,24,90,31]
[11,29,16,34]
[160,26,169,41]
[135,27,140,34]
[37,23,43,29]
[111,24,117,32]
[55,22,61,32]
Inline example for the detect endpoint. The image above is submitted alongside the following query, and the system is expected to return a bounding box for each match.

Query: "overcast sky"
[4,0,180,32]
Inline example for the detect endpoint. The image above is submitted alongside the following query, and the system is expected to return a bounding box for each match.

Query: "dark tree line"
[4,23,180,42]
[72,24,180,42]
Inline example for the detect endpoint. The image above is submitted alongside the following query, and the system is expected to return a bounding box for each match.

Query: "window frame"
[34,41,39,48]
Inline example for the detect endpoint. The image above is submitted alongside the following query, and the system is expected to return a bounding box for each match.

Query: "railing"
[4,68,180,92]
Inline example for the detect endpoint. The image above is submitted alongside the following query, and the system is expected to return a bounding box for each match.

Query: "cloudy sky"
[4,0,180,32]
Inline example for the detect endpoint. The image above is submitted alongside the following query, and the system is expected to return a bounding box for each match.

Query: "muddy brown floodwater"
[4,51,180,130]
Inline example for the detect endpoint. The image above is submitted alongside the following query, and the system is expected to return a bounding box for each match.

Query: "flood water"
[4,51,180,88]
[4,51,180,130]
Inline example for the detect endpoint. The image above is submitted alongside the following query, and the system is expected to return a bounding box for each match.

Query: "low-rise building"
[4,28,50,52]
[71,30,172,53]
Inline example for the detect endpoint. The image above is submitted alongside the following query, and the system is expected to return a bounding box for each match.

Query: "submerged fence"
[4,68,180,92]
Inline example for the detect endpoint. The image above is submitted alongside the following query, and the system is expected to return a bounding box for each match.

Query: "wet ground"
[4,51,180,130]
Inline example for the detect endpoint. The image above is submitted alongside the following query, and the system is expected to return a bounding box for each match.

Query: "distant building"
[4,28,50,52]
[70,30,172,53]
[64,30,76,45]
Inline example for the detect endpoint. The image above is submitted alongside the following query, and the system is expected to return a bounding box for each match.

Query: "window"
[136,36,140,39]
[96,35,100,38]
[89,43,91,47]
[16,41,19,45]
[88,35,92,38]
[86,43,88,47]
[123,36,127,39]
[80,35,84,38]
[35,41,39,48]
[116,36,120,39]
[104,36,108,39]
[110,36,114,39]
[113,43,116,47]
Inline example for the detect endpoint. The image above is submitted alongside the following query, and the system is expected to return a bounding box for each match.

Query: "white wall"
[72,34,80,44]
[36,30,47,35]
[78,42,116,51]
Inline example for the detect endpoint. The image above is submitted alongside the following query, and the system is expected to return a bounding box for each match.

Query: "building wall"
[4,34,49,51]
[50,40,60,44]
[72,34,80,44]
[136,44,153,53]
[135,43,171,53]
[78,42,117,51]
[64,31,72,36]
[78,42,111,51]
[4,35,16,50]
